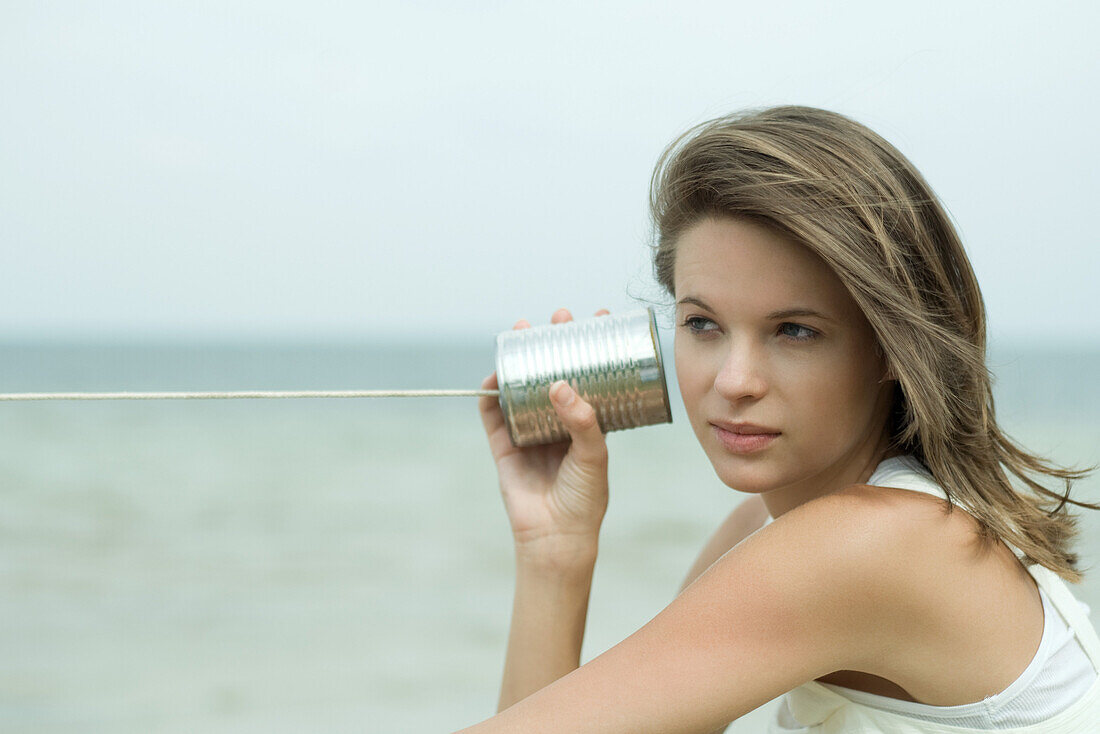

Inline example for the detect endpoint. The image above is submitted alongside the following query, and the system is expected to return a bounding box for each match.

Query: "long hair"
[649,105,1098,582]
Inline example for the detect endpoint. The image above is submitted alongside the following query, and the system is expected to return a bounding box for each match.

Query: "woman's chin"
[711,461,782,494]
[700,436,798,493]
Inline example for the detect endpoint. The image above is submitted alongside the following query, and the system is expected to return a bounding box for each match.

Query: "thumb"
[549,380,607,463]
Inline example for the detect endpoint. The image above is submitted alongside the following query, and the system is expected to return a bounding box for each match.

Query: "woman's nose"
[713,344,768,401]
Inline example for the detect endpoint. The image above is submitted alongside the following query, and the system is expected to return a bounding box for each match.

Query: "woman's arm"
[497,541,597,710]
[456,489,910,733]
[484,374,608,711]
[679,495,770,594]
[478,309,614,710]
[679,495,770,734]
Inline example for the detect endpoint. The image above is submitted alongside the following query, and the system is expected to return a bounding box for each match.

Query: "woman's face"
[673,216,896,514]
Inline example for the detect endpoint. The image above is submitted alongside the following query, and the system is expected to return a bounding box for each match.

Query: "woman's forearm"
[496,541,598,711]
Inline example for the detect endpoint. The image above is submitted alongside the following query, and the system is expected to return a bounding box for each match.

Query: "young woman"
[460,106,1100,733]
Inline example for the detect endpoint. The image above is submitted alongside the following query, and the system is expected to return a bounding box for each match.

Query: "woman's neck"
[761,438,901,520]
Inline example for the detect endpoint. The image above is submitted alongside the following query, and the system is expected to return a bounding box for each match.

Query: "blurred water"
[1,337,1097,732]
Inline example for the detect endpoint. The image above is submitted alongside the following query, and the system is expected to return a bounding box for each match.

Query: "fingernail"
[552,381,574,406]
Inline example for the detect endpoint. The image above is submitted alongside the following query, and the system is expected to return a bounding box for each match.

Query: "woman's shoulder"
[735,485,950,617]
[762,481,1035,621]
[734,479,1034,633]
[778,480,1029,599]
[762,481,1045,704]
[764,480,960,558]
[825,479,1019,570]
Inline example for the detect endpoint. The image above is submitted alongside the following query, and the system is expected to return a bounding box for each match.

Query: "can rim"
[494,338,519,446]
[646,306,674,424]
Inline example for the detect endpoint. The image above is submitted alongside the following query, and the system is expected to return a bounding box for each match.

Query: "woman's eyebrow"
[766,307,834,322]
[677,297,833,322]
[676,296,714,311]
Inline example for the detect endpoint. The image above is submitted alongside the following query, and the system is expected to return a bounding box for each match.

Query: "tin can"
[495,307,672,447]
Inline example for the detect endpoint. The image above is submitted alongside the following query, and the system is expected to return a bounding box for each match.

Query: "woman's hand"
[479,308,611,564]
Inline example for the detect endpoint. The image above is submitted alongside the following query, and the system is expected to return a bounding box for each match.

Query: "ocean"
[2,338,1098,732]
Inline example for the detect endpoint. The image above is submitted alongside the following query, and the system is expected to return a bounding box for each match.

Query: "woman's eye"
[681,316,718,335]
[779,323,817,342]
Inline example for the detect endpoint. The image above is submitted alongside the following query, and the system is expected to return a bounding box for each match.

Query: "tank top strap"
[865,454,946,499]
[1028,564,1100,672]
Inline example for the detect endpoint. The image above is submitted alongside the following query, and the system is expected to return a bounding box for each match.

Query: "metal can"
[495,307,672,447]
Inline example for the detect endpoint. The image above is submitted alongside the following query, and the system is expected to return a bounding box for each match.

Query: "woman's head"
[672,216,896,511]
[651,106,986,467]
[649,105,1097,579]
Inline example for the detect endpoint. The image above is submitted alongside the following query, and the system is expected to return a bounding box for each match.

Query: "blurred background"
[2,2,1098,731]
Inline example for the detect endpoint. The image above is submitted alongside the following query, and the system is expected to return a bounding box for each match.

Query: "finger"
[550,308,572,324]
[513,319,531,330]
[481,372,497,389]
[548,380,607,464]
[594,308,610,317]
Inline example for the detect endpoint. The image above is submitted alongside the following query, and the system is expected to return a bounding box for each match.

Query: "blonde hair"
[649,105,1099,582]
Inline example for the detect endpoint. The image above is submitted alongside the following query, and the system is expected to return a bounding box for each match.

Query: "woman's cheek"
[789,360,860,435]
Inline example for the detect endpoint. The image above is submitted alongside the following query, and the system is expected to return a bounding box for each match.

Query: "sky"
[1,1,1098,345]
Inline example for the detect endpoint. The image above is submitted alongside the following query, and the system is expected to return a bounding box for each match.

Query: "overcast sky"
[2,1,1097,345]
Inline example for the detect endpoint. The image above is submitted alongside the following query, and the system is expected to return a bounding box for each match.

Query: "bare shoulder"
[823,481,1027,581]
[693,488,940,668]
[773,482,1031,606]
[767,483,1043,703]
[795,481,1004,557]
[745,484,936,576]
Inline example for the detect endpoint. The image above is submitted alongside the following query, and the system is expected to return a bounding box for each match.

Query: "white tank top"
[768,454,1100,733]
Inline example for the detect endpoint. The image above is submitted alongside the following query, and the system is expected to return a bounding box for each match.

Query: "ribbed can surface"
[495,308,672,447]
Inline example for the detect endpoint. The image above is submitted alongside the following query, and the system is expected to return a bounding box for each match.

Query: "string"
[0,389,500,401]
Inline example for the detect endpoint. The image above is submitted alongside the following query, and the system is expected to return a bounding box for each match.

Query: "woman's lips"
[712,424,780,454]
